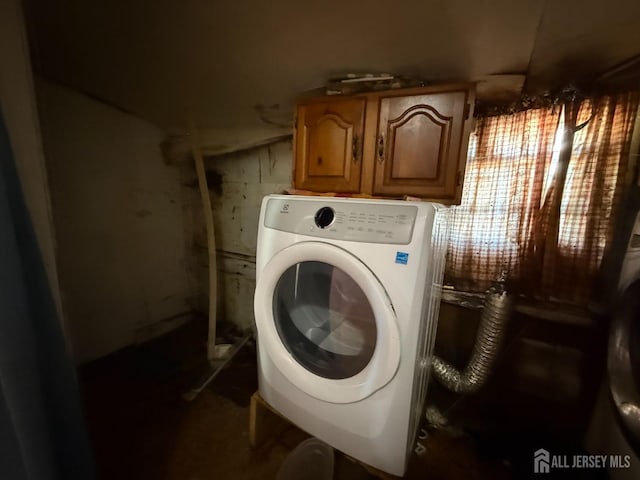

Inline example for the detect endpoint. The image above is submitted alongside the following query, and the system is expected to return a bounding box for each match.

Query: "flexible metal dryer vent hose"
[432,289,513,394]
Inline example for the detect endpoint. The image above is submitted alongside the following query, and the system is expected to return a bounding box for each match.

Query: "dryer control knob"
[314,207,335,229]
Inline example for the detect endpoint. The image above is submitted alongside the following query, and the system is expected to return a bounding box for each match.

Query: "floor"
[79,318,511,479]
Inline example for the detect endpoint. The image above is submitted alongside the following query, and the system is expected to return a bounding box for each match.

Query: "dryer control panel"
[263,197,419,245]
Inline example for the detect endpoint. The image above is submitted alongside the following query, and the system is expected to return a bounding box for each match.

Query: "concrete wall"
[189,140,292,332]
[0,0,63,320]
[37,80,194,363]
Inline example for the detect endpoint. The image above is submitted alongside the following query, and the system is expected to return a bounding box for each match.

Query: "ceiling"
[25,0,640,131]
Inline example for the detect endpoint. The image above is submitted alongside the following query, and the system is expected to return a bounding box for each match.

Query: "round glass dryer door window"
[273,261,377,379]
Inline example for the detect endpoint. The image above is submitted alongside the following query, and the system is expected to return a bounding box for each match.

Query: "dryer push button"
[314,207,335,229]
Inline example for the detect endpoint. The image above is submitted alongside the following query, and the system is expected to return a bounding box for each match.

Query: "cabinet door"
[294,98,365,193]
[373,89,472,201]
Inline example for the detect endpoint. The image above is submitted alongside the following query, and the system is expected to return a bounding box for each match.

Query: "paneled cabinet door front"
[295,98,365,193]
[373,90,470,200]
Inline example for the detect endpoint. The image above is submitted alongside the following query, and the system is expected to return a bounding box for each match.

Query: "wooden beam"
[162,131,292,165]
[249,392,292,448]
[188,121,219,361]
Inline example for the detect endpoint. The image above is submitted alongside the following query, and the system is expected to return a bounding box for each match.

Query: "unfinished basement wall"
[36,80,195,364]
[189,140,292,333]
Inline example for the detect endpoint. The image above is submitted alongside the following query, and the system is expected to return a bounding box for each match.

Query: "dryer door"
[254,241,401,404]
[609,279,640,455]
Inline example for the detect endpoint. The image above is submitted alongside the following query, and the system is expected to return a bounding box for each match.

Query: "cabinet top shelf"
[297,82,477,105]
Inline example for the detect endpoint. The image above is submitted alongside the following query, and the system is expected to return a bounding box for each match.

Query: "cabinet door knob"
[377,135,385,163]
[352,135,360,162]
[317,156,323,165]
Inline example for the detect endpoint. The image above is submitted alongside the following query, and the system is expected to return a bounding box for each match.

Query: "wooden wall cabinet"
[294,97,365,193]
[293,83,475,204]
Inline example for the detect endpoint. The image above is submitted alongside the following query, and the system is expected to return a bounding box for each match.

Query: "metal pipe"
[432,288,512,394]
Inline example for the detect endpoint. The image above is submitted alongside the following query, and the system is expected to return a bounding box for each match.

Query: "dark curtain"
[0,115,94,478]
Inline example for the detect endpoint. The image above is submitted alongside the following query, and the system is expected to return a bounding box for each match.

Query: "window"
[446,93,639,304]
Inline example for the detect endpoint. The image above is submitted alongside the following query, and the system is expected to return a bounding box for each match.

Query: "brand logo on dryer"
[279,203,290,214]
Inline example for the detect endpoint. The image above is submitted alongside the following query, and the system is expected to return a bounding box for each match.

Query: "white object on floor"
[277,437,334,480]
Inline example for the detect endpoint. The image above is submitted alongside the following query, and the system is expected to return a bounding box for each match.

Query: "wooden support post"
[249,392,291,448]
[188,121,219,361]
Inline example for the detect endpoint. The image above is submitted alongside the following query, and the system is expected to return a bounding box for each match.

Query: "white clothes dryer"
[254,195,449,476]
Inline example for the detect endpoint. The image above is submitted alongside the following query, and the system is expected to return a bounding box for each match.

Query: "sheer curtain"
[542,92,640,301]
[446,107,561,291]
[445,92,639,304]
